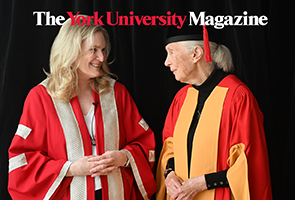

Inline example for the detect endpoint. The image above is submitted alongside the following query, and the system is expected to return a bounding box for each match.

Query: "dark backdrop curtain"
[0,0,294,199]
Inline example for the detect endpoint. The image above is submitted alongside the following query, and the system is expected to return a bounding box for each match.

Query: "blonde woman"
[8,16,156,200]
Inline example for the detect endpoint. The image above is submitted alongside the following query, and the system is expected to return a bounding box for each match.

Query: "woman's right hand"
[165,171,183,199]
[65,156,97,177]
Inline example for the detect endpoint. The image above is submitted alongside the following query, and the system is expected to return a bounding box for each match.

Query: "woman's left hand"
[171,175,207,200]
[87,150,128,177]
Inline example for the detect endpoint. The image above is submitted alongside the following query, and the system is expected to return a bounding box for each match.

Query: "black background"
[0,0,294,199]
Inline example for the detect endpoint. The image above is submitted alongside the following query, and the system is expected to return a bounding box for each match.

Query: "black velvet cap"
[165,20,218,62]
[165,22,218,45]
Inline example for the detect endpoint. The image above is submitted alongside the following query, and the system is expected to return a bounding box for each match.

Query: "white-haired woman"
[8,16,156,200]
[156,26,272,200]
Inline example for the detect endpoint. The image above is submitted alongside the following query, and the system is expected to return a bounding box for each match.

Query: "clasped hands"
[66,150,128,177]
[165,171,207,200]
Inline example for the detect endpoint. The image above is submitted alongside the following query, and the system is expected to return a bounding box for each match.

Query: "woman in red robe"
[8,15,156,200]
[156,25,272,200]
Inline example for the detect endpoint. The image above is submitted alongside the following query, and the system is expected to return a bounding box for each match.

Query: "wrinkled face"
[77,31,106,81]
[164,42,196,84]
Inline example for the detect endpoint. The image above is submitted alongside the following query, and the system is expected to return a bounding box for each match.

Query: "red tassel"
[203,24,212,62]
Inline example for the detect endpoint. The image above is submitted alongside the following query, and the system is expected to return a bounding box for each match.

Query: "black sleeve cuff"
[164,157,175,179]
[166,157,175,170]
[204,169,229,190]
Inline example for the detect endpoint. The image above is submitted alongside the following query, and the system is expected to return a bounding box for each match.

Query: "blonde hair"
[46,15,113,102]
[182,40,234,73]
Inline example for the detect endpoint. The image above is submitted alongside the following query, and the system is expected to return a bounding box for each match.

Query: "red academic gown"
[8,78,156,200]
[156,75,272,200]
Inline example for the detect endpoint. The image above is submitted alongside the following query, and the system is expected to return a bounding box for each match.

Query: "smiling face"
[164,42,198,84]
[76,31,106,82]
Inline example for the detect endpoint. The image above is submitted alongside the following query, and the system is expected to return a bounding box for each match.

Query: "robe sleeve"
[114,83,156,200]
[8,86,72,200]
[226,85,272,200]
[156,86,189,200]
